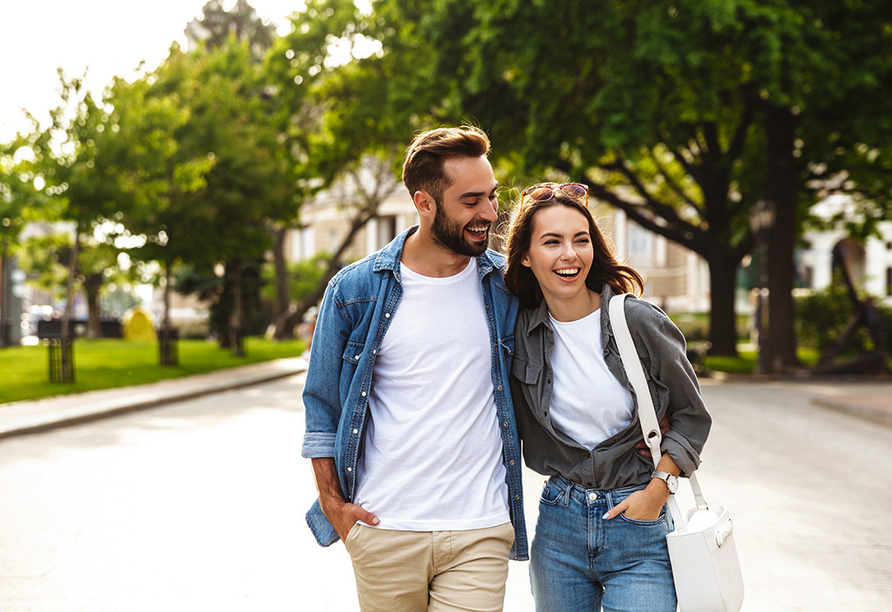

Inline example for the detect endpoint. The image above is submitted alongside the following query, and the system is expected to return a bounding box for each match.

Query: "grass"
[1,337,306,405]
[703,346,824,374]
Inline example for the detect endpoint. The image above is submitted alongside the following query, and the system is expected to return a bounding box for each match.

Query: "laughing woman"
[504,183,712,612]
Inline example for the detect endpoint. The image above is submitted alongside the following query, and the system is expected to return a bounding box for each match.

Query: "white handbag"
[609,293,744,612]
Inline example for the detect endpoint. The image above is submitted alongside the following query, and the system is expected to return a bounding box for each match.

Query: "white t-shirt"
[353,258,510,531]
[548,309,635,449]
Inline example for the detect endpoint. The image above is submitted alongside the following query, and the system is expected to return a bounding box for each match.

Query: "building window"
[628,222,652,266]
[377,216,398,249]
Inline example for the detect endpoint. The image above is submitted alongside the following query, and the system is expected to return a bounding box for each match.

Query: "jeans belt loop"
[562,480,573,507]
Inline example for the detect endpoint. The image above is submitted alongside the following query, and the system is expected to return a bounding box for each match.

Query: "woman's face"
[521,204,594,310]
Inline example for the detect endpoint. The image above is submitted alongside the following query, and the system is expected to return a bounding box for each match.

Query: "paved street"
[1,374,891,611]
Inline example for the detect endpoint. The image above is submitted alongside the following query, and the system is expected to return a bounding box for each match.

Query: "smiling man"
[301,126,527,612]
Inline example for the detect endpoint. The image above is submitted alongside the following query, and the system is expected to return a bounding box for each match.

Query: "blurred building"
[286,166,712,313]
[799,195,892,304]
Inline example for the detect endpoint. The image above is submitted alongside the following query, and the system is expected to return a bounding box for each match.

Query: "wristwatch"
[652,470,679,494]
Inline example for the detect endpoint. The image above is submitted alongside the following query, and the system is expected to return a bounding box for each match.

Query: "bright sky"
[0,0,304,142]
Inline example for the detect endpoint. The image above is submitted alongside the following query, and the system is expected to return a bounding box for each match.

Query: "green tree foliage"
[367,0,892,365]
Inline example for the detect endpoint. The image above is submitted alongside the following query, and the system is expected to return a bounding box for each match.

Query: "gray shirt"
[510,284,712,490]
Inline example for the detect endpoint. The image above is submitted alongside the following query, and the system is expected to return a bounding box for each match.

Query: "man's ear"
[413,190,436,218]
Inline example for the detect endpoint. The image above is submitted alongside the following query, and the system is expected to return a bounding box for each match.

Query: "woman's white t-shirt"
[548,309,635,450]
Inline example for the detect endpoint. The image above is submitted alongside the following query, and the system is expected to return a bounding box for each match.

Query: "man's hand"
[320,498,380,542]
[311,457,379,542]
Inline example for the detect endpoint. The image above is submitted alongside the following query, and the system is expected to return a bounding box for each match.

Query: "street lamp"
[750,200,776,374]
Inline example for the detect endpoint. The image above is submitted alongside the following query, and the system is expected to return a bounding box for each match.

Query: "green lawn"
[704,346,822,374]
[1,337,306,405]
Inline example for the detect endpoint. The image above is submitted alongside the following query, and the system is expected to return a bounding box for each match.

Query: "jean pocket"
[539,480,565,506]
[618,509,668,527]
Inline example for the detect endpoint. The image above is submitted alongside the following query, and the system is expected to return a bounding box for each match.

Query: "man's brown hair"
[402,126,491,204]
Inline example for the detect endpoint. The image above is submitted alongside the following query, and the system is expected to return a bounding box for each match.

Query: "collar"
[523,283,618,336]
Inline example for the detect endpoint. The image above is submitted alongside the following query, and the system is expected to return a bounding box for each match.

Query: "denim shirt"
[301,226,528,561]
[510,284,712,490]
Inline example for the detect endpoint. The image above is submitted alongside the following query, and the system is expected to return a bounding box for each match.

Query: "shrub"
[795,283,892,356]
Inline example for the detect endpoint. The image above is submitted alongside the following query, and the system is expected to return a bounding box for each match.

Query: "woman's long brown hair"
[504,191,644,310]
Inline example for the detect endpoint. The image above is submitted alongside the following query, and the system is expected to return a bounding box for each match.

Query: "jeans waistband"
[548,474,646,506]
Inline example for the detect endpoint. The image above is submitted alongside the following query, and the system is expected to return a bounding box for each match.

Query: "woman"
[504,182,712,612]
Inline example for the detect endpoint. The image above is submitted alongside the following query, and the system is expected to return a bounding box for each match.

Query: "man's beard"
[430,204,489,257]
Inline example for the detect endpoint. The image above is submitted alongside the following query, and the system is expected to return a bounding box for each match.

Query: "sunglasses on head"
[520,182,589,209]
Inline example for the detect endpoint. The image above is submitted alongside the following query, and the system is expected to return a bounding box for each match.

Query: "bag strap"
[608,293,708,525]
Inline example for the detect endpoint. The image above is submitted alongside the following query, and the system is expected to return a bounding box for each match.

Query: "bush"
[795,283,892,356]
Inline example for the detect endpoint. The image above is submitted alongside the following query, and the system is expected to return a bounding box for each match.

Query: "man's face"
[429,156,499,257]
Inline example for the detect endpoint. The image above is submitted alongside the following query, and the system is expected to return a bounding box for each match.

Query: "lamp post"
[750,200,776,374]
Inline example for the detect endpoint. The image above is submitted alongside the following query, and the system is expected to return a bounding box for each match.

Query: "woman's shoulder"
[614,293,667,325]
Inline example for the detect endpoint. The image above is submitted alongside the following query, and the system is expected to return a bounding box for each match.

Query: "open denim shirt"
[301,226,528,561]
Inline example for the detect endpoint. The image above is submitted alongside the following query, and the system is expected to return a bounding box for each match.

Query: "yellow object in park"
[122,306,157,341]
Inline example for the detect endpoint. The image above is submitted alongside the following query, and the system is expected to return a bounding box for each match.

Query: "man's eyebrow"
[458,182,499,200]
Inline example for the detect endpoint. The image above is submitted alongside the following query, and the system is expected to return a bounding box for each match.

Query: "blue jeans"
[530,475,677,612]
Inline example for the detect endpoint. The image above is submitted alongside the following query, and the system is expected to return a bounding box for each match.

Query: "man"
[301,126,527,611]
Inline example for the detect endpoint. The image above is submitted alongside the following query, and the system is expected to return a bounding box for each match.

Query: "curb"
[0,359,307,441]
[810,397,892,429]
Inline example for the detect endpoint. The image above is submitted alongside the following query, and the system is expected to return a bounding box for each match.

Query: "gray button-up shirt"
[510,284,712,490]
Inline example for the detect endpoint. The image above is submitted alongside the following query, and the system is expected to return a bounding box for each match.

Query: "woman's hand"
[602,480,669,521]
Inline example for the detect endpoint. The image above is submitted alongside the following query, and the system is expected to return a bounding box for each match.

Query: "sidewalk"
[1,358,889,441]
[0,356,308,440]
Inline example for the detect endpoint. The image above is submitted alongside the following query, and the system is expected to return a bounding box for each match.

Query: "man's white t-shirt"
[548,309,635,449]
[353,258,510,531]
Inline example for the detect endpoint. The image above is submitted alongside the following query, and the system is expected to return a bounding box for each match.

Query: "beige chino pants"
[344,522,515,612]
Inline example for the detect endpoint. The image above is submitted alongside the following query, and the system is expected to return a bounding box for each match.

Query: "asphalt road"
[1,374,890,611]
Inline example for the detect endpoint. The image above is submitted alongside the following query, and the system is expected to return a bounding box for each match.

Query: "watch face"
[667,476,678,494]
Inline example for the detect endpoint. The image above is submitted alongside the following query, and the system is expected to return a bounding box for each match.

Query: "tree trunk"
[762,105,800,373]
[230,259,245,357]
[705,250,740,356]
[61,232,80,341]
[83,272,103,339]
[272,208,378,340]
[272,225,290,333]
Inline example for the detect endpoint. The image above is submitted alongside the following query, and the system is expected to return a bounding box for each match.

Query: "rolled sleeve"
[646,309,712,477]
[301,431,337,458]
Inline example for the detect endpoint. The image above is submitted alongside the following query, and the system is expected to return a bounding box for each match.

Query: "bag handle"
[608,293,708,527]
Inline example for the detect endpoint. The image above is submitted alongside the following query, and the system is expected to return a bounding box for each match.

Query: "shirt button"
[372,349,377,354]
[353,429,358,434]
[503,421,509,427]
[588,492,598,501]
[384,313,390,318]
[510,460,516,466]
[361,391,367,397]
[497,385,503,391]
[347,467,352,472]
[354,355,360,360]
[515,495,520,500]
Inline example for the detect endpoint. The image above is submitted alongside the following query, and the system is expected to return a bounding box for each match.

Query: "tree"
[368,0,892,367]
[187,0,276,59]
[262,0,416,339]
[25,71,133,352]
[0,137,38,346]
